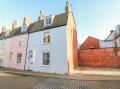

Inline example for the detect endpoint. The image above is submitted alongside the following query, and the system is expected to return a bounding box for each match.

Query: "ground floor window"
[16,53,22,63]
[43,52,50,65]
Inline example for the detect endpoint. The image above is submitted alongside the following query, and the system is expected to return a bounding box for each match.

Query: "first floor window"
[19,41,24,47]
[43,52,50,65]
[43,32,50,44]
[16,53,22,63]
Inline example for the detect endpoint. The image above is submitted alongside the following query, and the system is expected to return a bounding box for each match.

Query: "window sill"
[42,43,51,45]
[40,65,50,67]
[15,63,21,65]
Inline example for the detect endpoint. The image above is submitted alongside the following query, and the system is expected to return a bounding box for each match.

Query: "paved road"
[0,72,120,89]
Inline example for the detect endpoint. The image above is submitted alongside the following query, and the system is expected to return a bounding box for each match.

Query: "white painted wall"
[0,38,11,67]
[99,40,115,48]
[25,26,68,74]
[116,37,120,47]
[9,33,28,70]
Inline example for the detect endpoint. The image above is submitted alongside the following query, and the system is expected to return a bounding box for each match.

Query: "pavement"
[0,72,120,89]
[73,67,120,77]
[1,67,120,80]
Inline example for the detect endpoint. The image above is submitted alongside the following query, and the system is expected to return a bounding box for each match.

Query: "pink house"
[8,17,31,70]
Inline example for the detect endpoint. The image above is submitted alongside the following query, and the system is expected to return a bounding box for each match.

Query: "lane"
[34,78,120,89]
[0,72,120,89]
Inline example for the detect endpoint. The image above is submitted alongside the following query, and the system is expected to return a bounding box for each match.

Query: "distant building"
[80,36,100,50]
[79,36,120,68]
[80,36,115,49]
[106,24,120,47]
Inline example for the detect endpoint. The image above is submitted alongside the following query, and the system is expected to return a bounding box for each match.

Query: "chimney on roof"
[12,20,17,31]
[38,10,45,20]
[2,25,7,33]
[65,1,72,12]
[23,16,31,25]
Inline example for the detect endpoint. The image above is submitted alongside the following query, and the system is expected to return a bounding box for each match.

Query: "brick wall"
[79,48,120,68]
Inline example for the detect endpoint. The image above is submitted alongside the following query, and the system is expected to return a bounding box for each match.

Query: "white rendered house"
[0,26,11,68]
[25,2,78,74]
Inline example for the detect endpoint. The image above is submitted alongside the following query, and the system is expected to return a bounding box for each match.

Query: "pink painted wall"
[8,33,28,70]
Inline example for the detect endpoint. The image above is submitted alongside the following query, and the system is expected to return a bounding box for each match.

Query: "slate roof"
[9,27,21,37]
[28,12,68,33]
[0,12,68,40]
[0,33,6,40]
[0,27,23,40]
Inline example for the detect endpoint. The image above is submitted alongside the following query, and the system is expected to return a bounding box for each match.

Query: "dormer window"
[44,16,54,27]
[21,25,28,33]
[5,31,10,37]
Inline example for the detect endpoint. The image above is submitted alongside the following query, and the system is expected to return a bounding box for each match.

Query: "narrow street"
[0,72,120,89]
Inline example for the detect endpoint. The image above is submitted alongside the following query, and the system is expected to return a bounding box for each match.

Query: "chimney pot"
[23,16,31,25]
[38,10,45,20]
[12,20,17,31]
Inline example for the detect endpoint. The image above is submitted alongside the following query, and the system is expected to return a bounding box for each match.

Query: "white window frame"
[6,31,10,37]
[21,25,28,33]
[42,52,50,66]
[43,32,50,44]
[16,53,22,64]
[19,41,24,47]
[44,16,54,27]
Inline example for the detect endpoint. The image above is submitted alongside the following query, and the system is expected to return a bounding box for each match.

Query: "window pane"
[19,41,24,47]
[43,53,50,65]
[16,53,22,63]
[44,32,50,43]
[46,53,49,58]
[45,17,52,26]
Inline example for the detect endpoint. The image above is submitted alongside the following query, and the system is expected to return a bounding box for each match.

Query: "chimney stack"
[12,20,17,31]
[65,1,72,12]
[38,10,45,20]
[23,16,31,25]
[2,25,7,33]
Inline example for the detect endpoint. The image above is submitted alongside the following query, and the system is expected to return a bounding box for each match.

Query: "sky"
[0,0,120,44]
